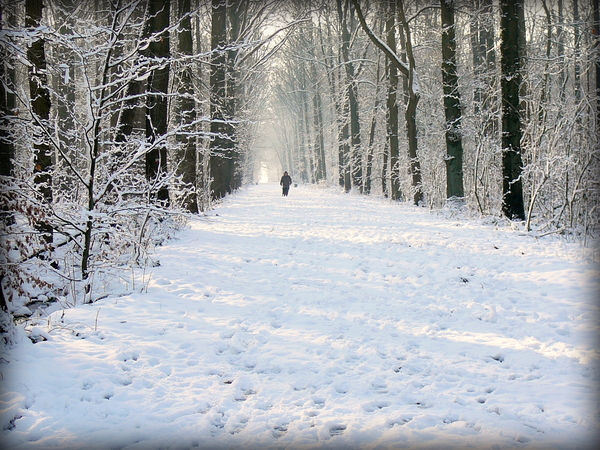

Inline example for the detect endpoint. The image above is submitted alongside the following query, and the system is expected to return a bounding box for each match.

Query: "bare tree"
[174,0,199,213]
[338,0,362,193]
[144,0,171,205]
[440,0,464,201]
[500,0,526,220]
[0,3,15,183]
[594,0,600,131]
[386,0,401,200]
[352,0,423,205]
[26,0,53,243]
[209,0,232,200]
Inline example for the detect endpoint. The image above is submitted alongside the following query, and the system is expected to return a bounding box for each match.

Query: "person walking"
[280,171,292,197]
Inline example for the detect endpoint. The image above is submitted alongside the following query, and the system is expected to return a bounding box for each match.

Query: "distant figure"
[280,171,292,197]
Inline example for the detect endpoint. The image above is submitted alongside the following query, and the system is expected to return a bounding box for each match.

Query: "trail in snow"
[1,183,598,450]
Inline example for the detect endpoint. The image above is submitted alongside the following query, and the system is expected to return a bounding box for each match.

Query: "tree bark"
[144,0,171,205]
[470,0,497,134]
[0,5,16,232]
[299,70,311,183]
[398,0,423,205]
[594,0,600,131]
[175,0,199,213]
[0,5,15,180]
[227,0,243,191]
[386,0,401,200]
[440,0,464,200]
[573,0,581,104]
[338,0,361,193]
[26,0,53,243]
[317,17,345,188]
[352,0,423,205]
[209,0,234,199]
[53,0,77,158]
[365,50,383,195]
[500,0,526,220]
[311,57,327,182]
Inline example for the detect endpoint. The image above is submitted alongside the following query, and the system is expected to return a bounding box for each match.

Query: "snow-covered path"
[1,183,599,450]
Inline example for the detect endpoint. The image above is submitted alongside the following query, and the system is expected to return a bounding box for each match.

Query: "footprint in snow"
[312,396,326,408]
[488,354,505,363]
[362,400,391,412]
[214,342,228,355]
[329,425,347,436]
[272,424,289,439]
[220,330,235,339]
[117,350,140,362]
[228,418,249,435]
[389,418,411,427]
[334,384,349,394]
[453,397,468,406]
[371,378,388,393]
[113,375,132,386]
[234,389,255,402]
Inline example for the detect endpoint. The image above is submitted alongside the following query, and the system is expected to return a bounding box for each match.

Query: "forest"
[1,0,599,337]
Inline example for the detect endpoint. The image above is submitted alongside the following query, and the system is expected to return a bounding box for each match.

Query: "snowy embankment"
[1,183,599,450]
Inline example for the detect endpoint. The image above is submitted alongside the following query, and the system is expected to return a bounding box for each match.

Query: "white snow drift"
[1,183,598,449]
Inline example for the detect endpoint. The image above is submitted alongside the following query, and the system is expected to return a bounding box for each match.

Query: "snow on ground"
[1,183,599,450]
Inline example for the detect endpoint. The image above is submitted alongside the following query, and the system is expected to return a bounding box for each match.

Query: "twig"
[94,308,101,331]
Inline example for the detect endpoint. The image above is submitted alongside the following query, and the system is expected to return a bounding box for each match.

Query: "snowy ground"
[1,183,599,450]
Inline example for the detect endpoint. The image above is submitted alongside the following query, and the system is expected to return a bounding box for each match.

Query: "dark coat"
[280,174,292,188]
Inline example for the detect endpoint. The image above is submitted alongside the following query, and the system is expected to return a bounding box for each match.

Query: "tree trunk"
[398,0,423,205]
[227,0,243,191]
[573,0,581,104]
[300,73,312,183]
[81,3,126,286]
[470,0,497,134]
[333,59,347,189]
[175,0,198,213]
[53,0,77,158]
[145,0,170,205]
[594,0,600,131]
[539,0,553,121]
[352,0,423,204]
[440,0,464,200]
[341,98,351,192]
[381,138,389,198]
[317,18,345,188]
[470,3,483,116]
[386,0,401,200]
[338,0,363,193]
[0,5,15,180]
[311,54,327,182]
[26,0,53,243]
[0,5,16,232]
[194,2,208,209]
[500,0,526,220]
[115,6,147,147]
[338,0,362,193]
[365,51,383,195]
[557,0,566,104]
[209,0,233,200]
